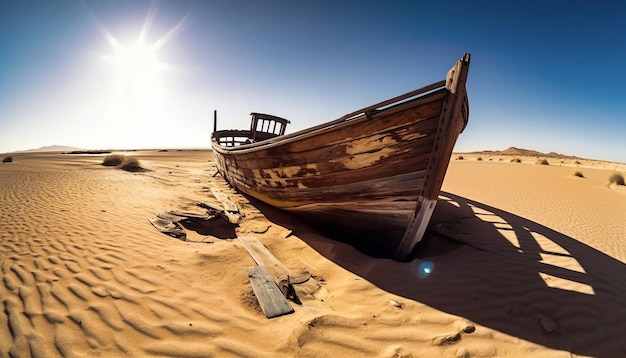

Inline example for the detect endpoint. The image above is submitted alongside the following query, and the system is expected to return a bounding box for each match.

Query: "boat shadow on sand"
[251,192,626,357]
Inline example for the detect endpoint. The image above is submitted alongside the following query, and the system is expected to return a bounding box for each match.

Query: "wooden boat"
[212,53,470,260]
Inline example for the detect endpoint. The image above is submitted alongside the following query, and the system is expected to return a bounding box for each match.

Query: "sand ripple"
[0,155,282,356]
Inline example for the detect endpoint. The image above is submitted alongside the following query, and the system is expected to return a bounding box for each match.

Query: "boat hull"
[212,54,470,259]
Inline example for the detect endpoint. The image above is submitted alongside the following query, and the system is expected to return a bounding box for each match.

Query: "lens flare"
[415,261,434,279]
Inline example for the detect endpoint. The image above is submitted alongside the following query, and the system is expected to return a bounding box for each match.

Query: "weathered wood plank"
[225,167,426,208]
[255,174,425,204]
[210,187,242,224]
[221,98,443,161]
[232,118,439,173]
[147,217,186,239]
[247,266,294,318]
[238,236,307,284]
[283,101,442,155]
[336,80,446,122]
[249,154,430,190]
[220,119,438,185]
[239,235,309,305]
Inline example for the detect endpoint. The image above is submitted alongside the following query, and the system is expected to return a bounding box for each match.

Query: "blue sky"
[1,1,624,162]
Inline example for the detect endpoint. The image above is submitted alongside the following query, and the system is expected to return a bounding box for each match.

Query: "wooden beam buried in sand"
[247,266,294,318]
[238,235,305,303]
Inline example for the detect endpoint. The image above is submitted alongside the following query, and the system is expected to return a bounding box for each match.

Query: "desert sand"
[1,149,625,357]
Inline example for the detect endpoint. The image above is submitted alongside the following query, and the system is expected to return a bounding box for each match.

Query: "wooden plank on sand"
[210,187,242,224]
[247,266,294,318]
[238,236,310,280]
[238,235,308,303]
[238,236,290,279]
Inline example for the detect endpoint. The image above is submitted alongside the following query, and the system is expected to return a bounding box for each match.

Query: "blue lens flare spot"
[416,261,434,279]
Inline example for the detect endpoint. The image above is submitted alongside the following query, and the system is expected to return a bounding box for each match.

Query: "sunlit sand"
[0,149,625,356]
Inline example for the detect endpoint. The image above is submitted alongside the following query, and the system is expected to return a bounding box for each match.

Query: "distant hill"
[500,147,545,157]
[19,145,83,153]
[469,147,581,160]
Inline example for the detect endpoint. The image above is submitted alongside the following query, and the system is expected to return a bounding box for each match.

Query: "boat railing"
[262,80,449,145]
[213,112,292,147]
[250,113,290,141]
[213,129,289,147]
[213,130,255,147]
[338,80,447,122]
[214,84,451,151]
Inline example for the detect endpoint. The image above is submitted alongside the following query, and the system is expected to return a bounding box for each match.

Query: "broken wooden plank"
[209,187,242,224]
[238,236,310,282]
[238,235,309,303]
[166,210,214,221]
[239,236,290,278]
[147,217,186,240]
[247,266,294,318]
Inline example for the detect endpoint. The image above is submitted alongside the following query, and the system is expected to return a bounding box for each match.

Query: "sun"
[112,42,160,83]
[101,36,167,128]
[98,3,187,92]
[107,41,163,95]
[93,1,188,140]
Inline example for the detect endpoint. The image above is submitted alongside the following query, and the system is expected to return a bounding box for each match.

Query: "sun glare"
[93,1,188,147]
[112,42,160,83]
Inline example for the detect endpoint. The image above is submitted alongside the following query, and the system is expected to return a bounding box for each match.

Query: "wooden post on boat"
[213,110,217,133]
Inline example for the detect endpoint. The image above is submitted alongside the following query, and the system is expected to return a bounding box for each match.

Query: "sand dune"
[1,150,625,357]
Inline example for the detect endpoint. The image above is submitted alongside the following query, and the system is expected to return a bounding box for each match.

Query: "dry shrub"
[102,154,125,166]
[511,158,521,163]
[2,156,12,163]
[102,154,145,172]
[609,172,625,186]
[537,159,550,165]
[573,170,584,178]
[456,155,464,160]
[476,157,483,161]
[119,157,143,172]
